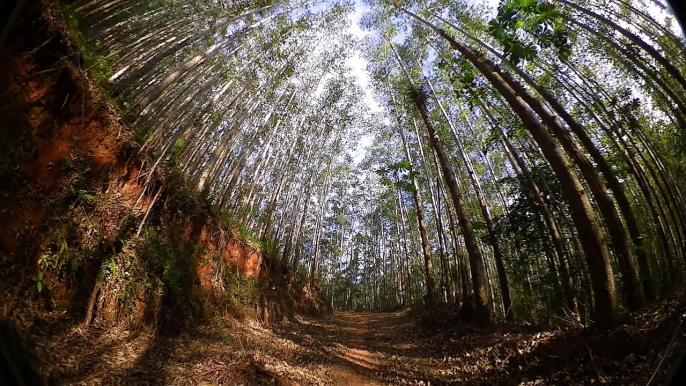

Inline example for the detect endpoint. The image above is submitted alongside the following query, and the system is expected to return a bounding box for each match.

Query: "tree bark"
[402,8,618,328]
[410,89,491,324]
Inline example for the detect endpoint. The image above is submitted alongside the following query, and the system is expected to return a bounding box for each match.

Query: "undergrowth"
[60,4,114,90]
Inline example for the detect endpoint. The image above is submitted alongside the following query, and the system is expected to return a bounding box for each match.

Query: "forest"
[1,0,686,384]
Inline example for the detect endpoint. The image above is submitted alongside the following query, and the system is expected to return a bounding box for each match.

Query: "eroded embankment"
[0,0,326,359]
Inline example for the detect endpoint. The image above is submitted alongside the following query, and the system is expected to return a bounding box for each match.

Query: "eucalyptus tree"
[358,0,618,327]
[363,27,499,319]
[70,0,686,328]
[487,0,686,295]
[418,53,514,320]
[386,93,437,306]
[381,40,494,319]
[487,0,686,288]
[434,2,646,313]
[76,0,371,263]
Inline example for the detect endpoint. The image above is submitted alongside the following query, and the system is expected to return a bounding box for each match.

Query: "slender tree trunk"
[556,0,686,93]
[431,10,644,311]
[410,89,491,324]
[422,72,513,321]
[402,8,618,327]
[414,120,452,303]
[392,96,437,306]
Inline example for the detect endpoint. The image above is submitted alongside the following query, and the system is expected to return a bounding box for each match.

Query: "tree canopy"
[66,0,686,329]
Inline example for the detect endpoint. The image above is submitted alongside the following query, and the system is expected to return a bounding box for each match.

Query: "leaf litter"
[20,290,686,385]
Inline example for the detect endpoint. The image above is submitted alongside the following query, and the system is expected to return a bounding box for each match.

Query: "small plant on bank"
[32,272,45,293]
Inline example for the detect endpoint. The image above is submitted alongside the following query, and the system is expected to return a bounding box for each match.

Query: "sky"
[345,0,379,164]
[345,1,381,115]
[342,0,501,164]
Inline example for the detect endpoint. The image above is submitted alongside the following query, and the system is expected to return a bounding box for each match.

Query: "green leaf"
[472,220,487,230]
[37,281,42,293]
[519,0,538,10]
[390,160,411,171]
[38,272,43,280]
[32,276,39,282]
[402,183,417,193]
[558,46,572,60]
[488,20,505,40]
[463,71,475,84]
[553,23,568,35]
[521,45,538,60]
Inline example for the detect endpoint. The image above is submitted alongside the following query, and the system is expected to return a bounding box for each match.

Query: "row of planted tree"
[69,0,686,329]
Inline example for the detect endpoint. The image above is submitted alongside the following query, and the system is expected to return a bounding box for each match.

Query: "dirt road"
[37,310,436,385]
[33,306,678,385]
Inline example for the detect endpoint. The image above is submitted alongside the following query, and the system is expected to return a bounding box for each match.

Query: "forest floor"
[27,293,686,385]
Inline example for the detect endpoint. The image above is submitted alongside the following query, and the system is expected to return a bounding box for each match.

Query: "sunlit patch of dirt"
[342,348,379,370]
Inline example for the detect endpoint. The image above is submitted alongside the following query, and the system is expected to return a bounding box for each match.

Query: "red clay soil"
[0,1,133,258]
[0,0,266,320]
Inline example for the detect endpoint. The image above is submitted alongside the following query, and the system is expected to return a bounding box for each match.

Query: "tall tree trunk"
[402,8,618,328]
[422,72,513,321]
[111,2,284,92]
[391,95,437,306]
[432,11,644,311]
[556,0,686,93]
[410,89,491,324]
[414,120,452,303]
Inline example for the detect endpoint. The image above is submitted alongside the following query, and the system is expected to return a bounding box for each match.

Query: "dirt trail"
[29,303,684,385]
[34,310,421,385]
[321,313,383,385]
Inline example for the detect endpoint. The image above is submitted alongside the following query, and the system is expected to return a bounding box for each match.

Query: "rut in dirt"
[275,312,396,385]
